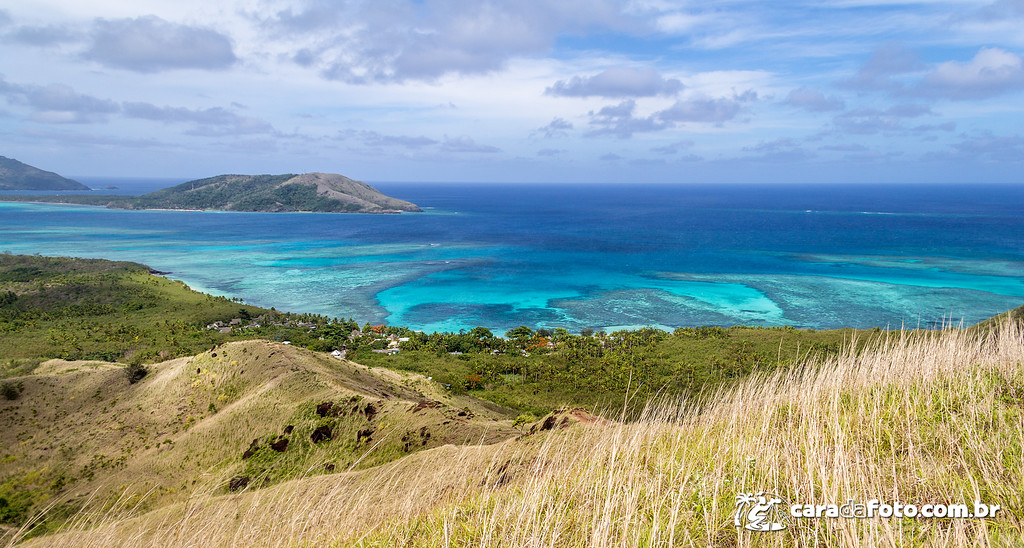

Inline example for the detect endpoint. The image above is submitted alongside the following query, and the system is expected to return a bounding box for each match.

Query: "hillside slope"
[116,172,419,213]
[17,322,1024,547]
[0,340,516,542]
[0,156,88,191]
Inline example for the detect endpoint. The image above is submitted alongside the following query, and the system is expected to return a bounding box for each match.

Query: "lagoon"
[1,181,1022,332]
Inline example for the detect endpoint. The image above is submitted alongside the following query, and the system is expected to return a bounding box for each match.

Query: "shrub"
[125,363,148,384]
[1,380,23,400]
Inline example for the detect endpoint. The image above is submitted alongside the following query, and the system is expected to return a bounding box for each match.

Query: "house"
[219,327,232,334]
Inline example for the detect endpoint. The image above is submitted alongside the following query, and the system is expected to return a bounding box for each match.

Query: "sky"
[1,0,1023,184]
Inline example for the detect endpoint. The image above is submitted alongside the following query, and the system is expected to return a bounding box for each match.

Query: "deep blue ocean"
[2,181,1023,333]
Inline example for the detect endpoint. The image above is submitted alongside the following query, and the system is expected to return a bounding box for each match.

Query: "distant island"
[0,172,421,213]
[0,156,90,191]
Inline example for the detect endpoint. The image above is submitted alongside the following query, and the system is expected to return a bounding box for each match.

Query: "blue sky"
[1,0,1023,183]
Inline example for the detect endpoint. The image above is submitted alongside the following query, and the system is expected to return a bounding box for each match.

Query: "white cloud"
[534,117,574,138]
[952,1,1024,46]
[831,103,936,135]
[920,47,1024,99]
[84,15,237,72]
[937,131,1024,162]
[262,0,638,84]
[537,148,565,156]
[122,101,274,135]
[586,99,669,138]
[842,42,924,92]
[441,135,501,153]
[2,24,79,46]
[742,137,815,162]
[0,76,118,123]
[658,90,757,124]
[653,12,709,34]
[650,139,694,154]
[783,87,845,112]
[343,130,438,149]
[546,66,683,98]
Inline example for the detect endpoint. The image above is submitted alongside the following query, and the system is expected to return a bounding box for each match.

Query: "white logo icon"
[735,492,787,532]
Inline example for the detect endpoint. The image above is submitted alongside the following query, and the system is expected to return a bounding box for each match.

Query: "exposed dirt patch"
[228,476,249,492]
[411,400,445,413]
[310,425,333,443]
[356,428,374,444]
[316,401,341,417]
[566,408,608,425]
[242,439,259,460]
[270,437,289,452]
[530,408,609,434]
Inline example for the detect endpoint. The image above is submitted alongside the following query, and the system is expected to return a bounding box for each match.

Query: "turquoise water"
[1,182,1022,332]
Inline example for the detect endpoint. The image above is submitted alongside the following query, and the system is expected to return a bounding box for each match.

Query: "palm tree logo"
[734,492,787,532]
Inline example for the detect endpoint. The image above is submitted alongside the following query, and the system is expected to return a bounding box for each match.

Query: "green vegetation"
[0,171,421,213]
[123,362,148,384]
[0,254,343,372]
[0,380,22,400]
[971,302,1024,332]
[0,253,917,417]
[0,156,89,191]
[352,323,873,415]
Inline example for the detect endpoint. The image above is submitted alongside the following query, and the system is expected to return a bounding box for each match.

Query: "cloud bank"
[84,16,236,72]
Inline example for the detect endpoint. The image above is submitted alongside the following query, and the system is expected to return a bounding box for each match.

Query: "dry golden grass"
[14,322,1024,547]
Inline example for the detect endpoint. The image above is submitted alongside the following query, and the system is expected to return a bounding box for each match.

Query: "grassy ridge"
[0,254,274,371]
[0,339,517,543]
[18,320,1024,547]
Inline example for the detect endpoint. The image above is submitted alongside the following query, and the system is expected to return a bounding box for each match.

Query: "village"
[205,313,410,359]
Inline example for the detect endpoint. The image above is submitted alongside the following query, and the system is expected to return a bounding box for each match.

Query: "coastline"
[1,182,1022,333]
[0,197,420,214]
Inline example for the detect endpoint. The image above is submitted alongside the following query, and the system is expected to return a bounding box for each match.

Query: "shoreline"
[0,198,420,215]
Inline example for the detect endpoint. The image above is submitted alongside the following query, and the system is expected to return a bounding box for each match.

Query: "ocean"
[1,181,1022,333]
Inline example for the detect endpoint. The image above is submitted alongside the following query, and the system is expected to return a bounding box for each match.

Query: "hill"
[0,156,89,191]
[971,302,1024,331]
[119,172,421,213]
[0,254,285,366]
[0,340,518,543]
[0,172,421,213]
[10,320,1024,547]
